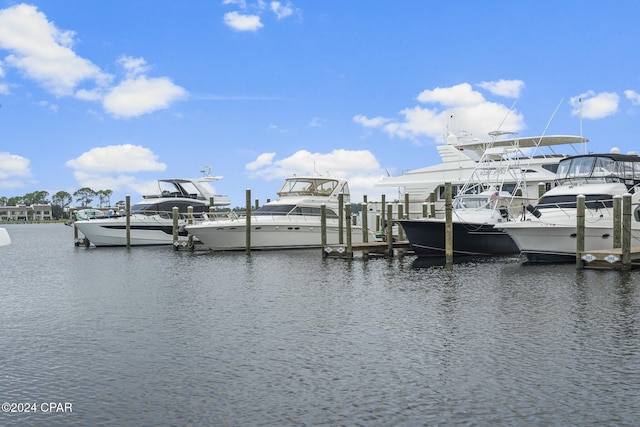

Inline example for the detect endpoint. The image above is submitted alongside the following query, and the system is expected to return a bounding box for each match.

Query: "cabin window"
[254,204,295,215]
[537,194,614,210]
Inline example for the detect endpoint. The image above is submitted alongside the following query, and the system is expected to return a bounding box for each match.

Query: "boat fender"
[526,204,542,218]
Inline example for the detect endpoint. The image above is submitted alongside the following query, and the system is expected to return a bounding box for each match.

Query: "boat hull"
[499,222,618,263]
[187,217,376,250]
[74,217,188,246]
[398,219,520,257]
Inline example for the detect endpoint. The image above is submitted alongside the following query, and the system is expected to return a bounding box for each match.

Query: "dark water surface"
[1,224,638,426]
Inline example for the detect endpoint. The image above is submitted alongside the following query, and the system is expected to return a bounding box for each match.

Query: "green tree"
[97,189,113,207]
[73,188,96,207]
[7,196,23,206]
[23,190,49,205]
[52,191,73,219]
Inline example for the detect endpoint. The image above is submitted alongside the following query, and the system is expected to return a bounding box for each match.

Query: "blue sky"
[1,0,639,207]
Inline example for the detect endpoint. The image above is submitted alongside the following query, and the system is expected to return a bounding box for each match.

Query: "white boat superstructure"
[498,152,640,262]
[73,174,231,247]
[396,131,558,257]
[373,133,588,218]
[186,176,377,250]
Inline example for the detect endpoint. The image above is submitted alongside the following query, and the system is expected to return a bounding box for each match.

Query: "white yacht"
[396,131,571,257]
[373,133,588,218]
[498,151,640,262]
[73,174,231,246]
[186,176,377,251]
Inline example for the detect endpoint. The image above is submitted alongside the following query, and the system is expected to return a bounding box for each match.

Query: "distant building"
[0,204,52,221]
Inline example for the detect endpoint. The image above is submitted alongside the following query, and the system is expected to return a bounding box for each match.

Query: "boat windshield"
[143,180,207,200]
[131,200,209,216]
[453,195,492,210]
[253,204,338,218]
[277,178,343,197]
[555,154,640,185]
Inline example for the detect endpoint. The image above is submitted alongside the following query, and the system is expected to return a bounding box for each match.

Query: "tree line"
[0,188,120,219]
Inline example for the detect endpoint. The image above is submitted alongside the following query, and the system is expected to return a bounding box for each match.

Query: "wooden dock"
[579,247,640,270]
[323,240,412,259]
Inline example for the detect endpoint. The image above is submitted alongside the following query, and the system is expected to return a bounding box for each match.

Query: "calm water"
[0,224,638,426]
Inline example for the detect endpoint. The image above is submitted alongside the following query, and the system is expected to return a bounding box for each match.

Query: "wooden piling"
[362,202,369,243]
[386,203,393,257]
[338,193,344,244]
[576,195,585,268]
[445,182,453,264]
[404,193,410,218]
[345,204,353,259]
[125,195,131,248]
[187,206,194,250]
[622,193,632,269]
[613,195,622,248]
[245,189,251,254]
[321,204,327,258]
[172,206,179,250]
[397,204,405,241]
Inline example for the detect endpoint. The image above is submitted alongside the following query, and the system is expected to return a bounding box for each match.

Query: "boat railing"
[532,196,618,219]
[123,209,219,221]
[196,211,341,224]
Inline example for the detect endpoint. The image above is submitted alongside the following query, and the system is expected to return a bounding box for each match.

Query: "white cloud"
[570,91,619,119]
[477,79,525,98]
[355,82,525,142]
[0,4,112,96]
[624,89,640,105]
[0,151,32,189]
[246,149,380,179]
[223,0,248,8]
[103,75,188,118]
[118,55,150,78]
[65,145,168,194]
[246,152,276,170]
[66,145,167,174]
[0,5,187,119]
[271,1,293,19]
[0,152,31,179]
[245,149,391,201]
[353,114,391,128]
[417,83,485,106]
[224,11,263,31]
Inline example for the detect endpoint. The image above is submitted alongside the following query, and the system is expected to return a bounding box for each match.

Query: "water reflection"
[1,225,639,426]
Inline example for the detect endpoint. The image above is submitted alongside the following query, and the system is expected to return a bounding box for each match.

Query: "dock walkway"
[323,240,412,258]
[580,247,640,270]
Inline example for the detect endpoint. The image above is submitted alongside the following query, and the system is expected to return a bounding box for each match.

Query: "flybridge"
[555,152,640,186]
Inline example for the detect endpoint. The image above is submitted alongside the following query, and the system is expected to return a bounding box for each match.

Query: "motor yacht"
[186,176,377,250]
[73,174,230,246]
[498,151,640,262]
[396,132,587,257]
[373,133,588,218]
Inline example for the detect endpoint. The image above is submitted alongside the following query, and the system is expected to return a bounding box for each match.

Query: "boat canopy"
[276,177,348,198]
[555,153,640,186]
